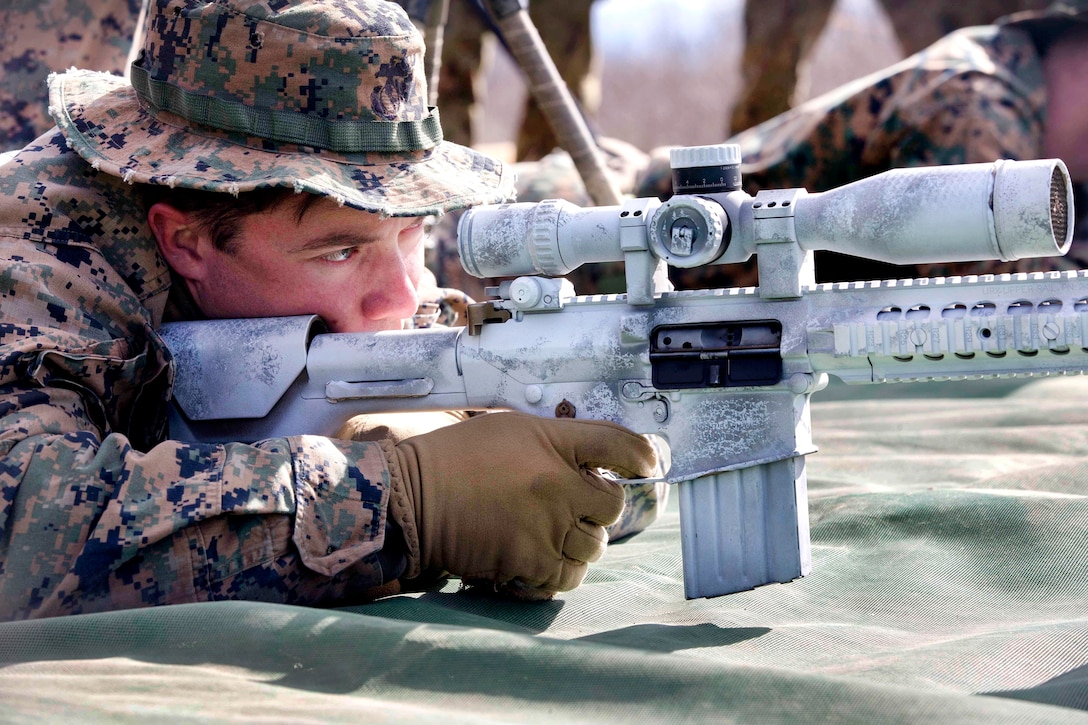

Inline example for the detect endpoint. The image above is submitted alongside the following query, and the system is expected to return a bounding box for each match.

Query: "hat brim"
[49,69,514,217]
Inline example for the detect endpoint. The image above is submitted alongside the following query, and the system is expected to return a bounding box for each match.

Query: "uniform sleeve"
[719,24,1047,196]
[0,368,406,620]
[0,241,406,620]
[867,72,1043,171]
[0,0,141,150]
[732,72,1042,196]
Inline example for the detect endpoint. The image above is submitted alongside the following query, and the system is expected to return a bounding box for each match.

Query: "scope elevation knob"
[648,195,727,268]
[669,143,742,194]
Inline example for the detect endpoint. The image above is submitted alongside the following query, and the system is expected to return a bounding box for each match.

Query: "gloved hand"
[336,410,468,444]
[383,411,657,598]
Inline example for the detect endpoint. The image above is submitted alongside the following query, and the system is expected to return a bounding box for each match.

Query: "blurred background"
[471,0,904,158]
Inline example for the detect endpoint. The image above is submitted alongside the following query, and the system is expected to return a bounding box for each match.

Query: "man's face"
[158,196,428,333]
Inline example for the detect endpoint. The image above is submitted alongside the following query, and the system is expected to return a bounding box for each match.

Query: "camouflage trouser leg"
[434,0,597,160]
[728,0,835,134]
[436,0,489,148]
[515,0,597,162]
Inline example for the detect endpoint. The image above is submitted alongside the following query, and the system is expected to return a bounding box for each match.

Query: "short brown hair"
[140,185,322,253]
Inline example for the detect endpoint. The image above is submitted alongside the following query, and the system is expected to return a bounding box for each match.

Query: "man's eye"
[322,248,356,263]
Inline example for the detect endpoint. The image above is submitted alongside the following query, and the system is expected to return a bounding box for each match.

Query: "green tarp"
[2,377,1087,723]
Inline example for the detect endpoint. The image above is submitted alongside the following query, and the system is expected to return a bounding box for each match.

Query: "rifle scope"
[457,145,1073,280]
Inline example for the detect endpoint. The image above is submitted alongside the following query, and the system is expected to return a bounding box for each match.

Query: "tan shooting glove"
[385,411,658,597]
[336,410,467,443]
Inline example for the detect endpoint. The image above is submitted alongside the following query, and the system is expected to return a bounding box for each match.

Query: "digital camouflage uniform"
[0,0,664,620]
[427,0,597,161]
[0,0,144,151]
[730,0,1048,133]
[0,0,468,621]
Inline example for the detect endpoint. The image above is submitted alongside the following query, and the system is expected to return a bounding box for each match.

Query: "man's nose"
[361,248,420,324]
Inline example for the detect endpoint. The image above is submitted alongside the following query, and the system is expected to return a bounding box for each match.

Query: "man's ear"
[147,202,212,282]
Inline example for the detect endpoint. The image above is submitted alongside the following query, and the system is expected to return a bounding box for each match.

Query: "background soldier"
[429,0,598,160]
[730,0,1049,133]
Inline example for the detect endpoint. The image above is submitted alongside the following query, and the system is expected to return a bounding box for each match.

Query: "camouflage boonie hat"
[47,0,514,216]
